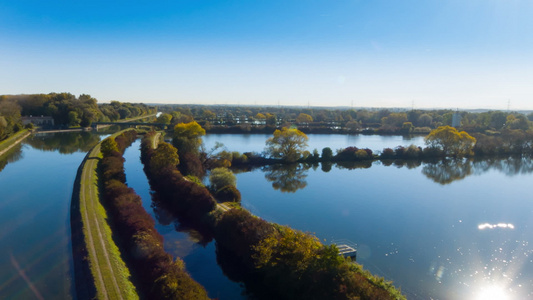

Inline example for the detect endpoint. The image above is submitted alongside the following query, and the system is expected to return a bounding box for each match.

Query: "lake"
[233,159,533,299]
[207,133,533,300]
[203,133,426,154]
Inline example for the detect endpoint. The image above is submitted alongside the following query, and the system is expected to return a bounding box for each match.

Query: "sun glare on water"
[475,286,509,300]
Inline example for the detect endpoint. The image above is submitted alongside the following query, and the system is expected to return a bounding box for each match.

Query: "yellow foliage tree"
[296,113,313,124]
[425,126,476,157]
[265,127,309,162]
[173,121,206,154]
[150,142,180,175]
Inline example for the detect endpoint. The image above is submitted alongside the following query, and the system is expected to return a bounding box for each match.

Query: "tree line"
[98,129,209,299]
[0,93,155,142]
[156,104,533,135]
[203,126,533,170]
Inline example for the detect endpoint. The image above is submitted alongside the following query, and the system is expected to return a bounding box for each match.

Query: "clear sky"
[1,0,533,110]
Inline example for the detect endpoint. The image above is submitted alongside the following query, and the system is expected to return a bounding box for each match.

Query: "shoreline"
[0,130,32,158]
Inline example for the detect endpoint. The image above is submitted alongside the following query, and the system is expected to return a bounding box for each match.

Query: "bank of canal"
[123,139,248,300]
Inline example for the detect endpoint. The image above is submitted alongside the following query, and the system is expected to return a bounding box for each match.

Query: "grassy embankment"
[74,130,138,300]
[0,129,31,157]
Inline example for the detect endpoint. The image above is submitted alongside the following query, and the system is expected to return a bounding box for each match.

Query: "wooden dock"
[337,244,357,260]
[333,239,357,260]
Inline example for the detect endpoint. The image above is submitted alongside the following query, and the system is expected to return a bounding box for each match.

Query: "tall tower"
[451,109,462,128]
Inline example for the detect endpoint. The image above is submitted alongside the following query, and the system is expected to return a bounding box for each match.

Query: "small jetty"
[333,239,357,261]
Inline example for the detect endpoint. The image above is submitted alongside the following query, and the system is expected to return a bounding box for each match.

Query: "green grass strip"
[78,130,138,300]
[0,129,30,154]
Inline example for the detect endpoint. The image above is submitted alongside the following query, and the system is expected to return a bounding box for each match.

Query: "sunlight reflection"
[475,285,509,300]
[478,223,515,230]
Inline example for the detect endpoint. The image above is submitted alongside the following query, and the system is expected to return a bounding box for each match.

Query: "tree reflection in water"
[0,144,23,173]
[422,156,533,185]
[259,156,533,190]
[422,159,473,185]
[25,131,101,154]
[263,163,310,193]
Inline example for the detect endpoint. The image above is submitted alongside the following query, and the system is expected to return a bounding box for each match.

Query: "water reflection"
[422,159,473,185]
[26,132,101,154]
[263,163,310,193]
[478,223,515,230]
[0,144,23,173]
[248,156,533,194]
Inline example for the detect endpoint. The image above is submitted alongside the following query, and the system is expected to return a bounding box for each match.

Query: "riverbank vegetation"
[0,129,31,155]
[140,131,405,300]
[98,129,210,299]
[0,93,155,137]
[204,126,531,171]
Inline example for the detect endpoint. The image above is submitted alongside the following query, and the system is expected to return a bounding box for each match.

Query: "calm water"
[0,132,102,299]
[123,139,247,300]
[235,159,533,300]
[204,134,532,299]
[203,133,425,154]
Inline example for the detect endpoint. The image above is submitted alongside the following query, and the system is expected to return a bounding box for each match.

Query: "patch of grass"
[0,130,30,153]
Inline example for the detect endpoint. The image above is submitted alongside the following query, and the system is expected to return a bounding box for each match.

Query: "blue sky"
[1,0,533,109]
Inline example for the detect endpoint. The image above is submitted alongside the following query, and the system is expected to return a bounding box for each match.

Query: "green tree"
[381,112,407,129]
[156,113,172,125]
[401,122,414,134]
[0,116,8,140]
[417,113,433,127]
[321,147,333,160]
[68,111,81,126]
[425,126,476,157]
[265,127,309,162]
[209,167,236,191]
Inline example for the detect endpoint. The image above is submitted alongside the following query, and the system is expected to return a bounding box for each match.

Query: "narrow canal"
[122,139,247,300]
[0,132,101,299]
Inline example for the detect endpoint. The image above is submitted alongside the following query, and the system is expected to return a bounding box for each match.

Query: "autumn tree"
[150,142,180,175]
[100,137,120,157]
[425,126,476,157]
[265,113,277,126]
[172,121,206,154]
[296,113,313,124]
[265,127,309,162]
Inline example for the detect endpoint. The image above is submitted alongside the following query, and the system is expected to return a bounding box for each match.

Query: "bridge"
[91,121,169,130]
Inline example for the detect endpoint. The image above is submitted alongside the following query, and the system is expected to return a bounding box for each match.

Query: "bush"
[216,185,241,203]
[209,167,236,191]
[380,148,395,159]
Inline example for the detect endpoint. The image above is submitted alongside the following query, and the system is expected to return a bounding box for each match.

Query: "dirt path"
[80,145,124,300]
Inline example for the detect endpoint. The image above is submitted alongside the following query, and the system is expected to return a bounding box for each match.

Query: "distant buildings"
[21,115,54,127]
